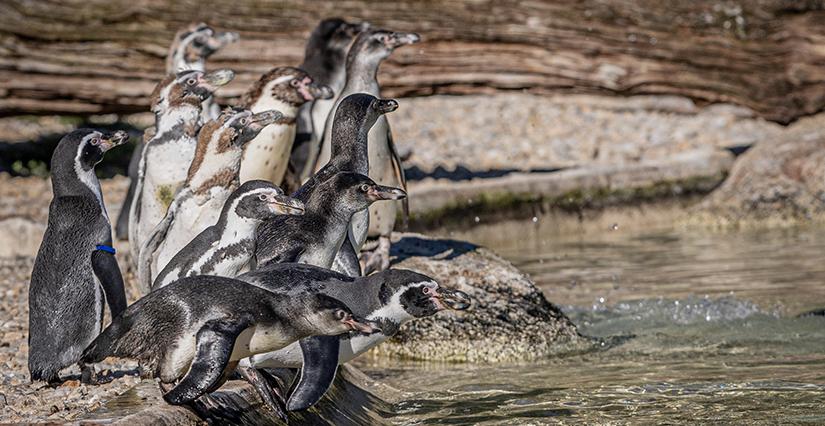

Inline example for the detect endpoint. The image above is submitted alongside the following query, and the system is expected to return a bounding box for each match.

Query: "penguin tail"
[28,360,60,384]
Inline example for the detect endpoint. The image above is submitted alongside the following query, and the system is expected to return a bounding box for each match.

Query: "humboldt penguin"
[136,108,280,293]
[296,93,398,277]
[115,23,238,240]
[316,29,420,273]
[239,67,333,185]
[28,129,129,384]
[81,275,380,408]
[293,18,369,180]
[128,69,234,260]
[237,263,471,412]
[151,180,304,290]
[255,172,406,268]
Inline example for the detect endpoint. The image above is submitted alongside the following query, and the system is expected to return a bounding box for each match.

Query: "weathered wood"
[1,0,825,123]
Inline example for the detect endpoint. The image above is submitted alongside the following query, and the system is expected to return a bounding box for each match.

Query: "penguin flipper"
[286,336,340,411]
[163,315,253,405]
[138,199,179,294]
[385,122,409,230]
[91,250,127,318]
[115,142,144,240]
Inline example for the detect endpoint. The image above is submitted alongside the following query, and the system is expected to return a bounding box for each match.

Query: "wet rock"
[371,233,586,363]
[698,114,825,225]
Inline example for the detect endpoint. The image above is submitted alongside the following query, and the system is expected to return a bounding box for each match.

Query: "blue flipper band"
[95,244,117,255]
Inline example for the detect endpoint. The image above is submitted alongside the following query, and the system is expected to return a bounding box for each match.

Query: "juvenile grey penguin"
[81,275,380,407]
[237,263,471,412]
[115,23,238,240]
[240,67,333,185]
[315,29,420,273]
[294,18,369,180]
[255,172,406,268]
[136,108,281,293]
[296,93,398,277]
[28,129,130,384]
[152,180,304,290]
[129,69,234,258]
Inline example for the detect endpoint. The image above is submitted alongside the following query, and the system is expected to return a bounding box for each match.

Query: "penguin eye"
[290,79,300,88]
[186,78,197,86]
[258,194,268,201]
[360,184,370,192]
[239,118,248,125]
[90,138,100,146]
[335,309,347,320]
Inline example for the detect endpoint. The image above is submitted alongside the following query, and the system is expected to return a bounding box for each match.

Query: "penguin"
[81,275,380,408]
[115,23,238,240]
[236,263,471,412]
[295,93,398,277]
[28,129,130,384]
[136,108,281,293]
[315,29,420,274]
[239,67,333,185]
[293,18,369,180]
[254,172,406,268]
[151,180,304,290]
[128,69,234,260]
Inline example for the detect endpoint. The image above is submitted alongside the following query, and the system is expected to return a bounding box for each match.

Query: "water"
[358,215,825,424]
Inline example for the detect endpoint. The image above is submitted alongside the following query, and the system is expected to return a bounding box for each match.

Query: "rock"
[698,114,825,225]
[369,233,586,363]
[0,218,44,258]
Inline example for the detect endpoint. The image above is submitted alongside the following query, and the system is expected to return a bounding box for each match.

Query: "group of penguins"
[26,19,471,419]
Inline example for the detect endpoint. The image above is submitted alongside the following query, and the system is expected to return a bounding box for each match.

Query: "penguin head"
[375,269,472,319]
[330,94,398,144]
[150,69,235,113]
[52,129,130,174]
[227,109,284,146]
[172,23,239,68]
[242,67,333,108]
[313,18,370,52]
[302,293,382,336]
[349,29,420,64]
[230,180,305,221]
[326,172,406,213]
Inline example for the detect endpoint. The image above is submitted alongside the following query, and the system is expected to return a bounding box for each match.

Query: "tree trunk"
[1,0,824,123]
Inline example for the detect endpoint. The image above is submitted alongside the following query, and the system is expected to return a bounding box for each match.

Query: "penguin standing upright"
[295,93,398,277]
[315,29,420,273]
[255,172,405,268]
[293,18,369,180]
[115,23,238,240]
[28,129,129,384]
[128,69,234,259]
[151,180,304,290]
[81,275,380,407]
[238,263,471,412]
[239,67,332,185]
[136,108,281,292]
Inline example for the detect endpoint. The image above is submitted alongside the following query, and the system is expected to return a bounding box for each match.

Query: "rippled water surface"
[360,216,825,424]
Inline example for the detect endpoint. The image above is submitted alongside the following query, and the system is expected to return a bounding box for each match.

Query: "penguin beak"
[342,314,382,335]
[435,288,472,311]
[98,130,130,152]
[298,78,334,102]
[248,110,284,129]
[385,32,421,48]
[208,30,240,50]
[269,194,305,216]
[366,185,407,201]
[374,99,399,115]
[199,69,235,92]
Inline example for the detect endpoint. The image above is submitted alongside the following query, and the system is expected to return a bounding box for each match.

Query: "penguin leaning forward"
[152,180,304,290]
[128,69,234,260]
[136,108,281,293]
[238,263,471,412]
[315,28,420,273]
[28,129,129,384]
[81,275,380,413]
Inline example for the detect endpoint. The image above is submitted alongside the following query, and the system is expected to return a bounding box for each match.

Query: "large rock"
[370,233,586,363]
[699,114,825,224]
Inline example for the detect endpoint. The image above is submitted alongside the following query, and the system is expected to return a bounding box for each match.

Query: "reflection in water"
[357,218,825,424]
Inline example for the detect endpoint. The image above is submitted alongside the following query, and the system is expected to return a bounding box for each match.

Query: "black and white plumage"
[255,171,406,268]
[28,129,129,384]
[294,18,370,180]
[315,29,420,274]
[295,93,398,277]
[151,180,304,290]
[128,69,234,259]
[237,263,471,411]
[81,275,379,407]
[136,108,282,293]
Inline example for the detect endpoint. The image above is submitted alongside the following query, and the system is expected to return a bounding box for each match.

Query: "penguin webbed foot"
[362,236,392,275]
[238,366,288,421]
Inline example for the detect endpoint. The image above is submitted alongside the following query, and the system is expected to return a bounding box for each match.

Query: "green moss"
[156,185,175,210]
